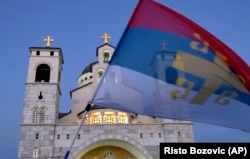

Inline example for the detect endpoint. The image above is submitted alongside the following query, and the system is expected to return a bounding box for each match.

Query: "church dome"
[77,61,98,86]
[81,61,98,75]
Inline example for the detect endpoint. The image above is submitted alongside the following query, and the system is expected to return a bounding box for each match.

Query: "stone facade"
[18,36,194,159]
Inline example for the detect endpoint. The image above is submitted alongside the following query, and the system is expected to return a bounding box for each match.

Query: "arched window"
[35,64,50,82]
[117,112,129,124]
[39,108,45,123]
[97,69,104,83]
[84,114,89,124]
[32,108,39,123]
[103,112,116,124]
[32,148,39,158]
[103,51,110,63]
[84,111,129,124]
[32,106,46,124]
[91,114,102,124]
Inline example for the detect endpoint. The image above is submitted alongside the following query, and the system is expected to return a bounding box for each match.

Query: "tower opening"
[35,64,50,82]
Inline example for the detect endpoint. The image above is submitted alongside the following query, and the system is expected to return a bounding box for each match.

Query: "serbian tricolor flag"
[91,0,250,132]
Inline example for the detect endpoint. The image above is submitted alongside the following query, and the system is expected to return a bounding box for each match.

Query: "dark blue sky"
[1,0,250,158]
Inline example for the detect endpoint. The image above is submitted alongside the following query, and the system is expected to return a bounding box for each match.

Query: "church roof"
[70,82,93,98]
[96,43,115,56]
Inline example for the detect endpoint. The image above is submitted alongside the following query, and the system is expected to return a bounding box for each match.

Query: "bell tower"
[23,36,64,124]
[18,36,64,158]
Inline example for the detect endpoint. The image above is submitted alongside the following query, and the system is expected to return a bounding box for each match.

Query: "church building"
[18,34,194,159]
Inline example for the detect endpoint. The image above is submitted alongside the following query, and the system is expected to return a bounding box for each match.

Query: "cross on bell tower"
[44,36,54,47]
[101,33,111,43]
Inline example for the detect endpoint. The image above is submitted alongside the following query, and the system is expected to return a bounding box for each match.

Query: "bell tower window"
[39,108,45,123]
[103,51,110,63]
[35,64,50,82]
[32,108,39,123]
[50,51,54,56]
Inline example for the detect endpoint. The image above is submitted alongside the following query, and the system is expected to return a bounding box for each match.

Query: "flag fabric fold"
[91,0,250,132]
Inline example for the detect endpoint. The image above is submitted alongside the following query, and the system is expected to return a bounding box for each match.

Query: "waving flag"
[91,0,250,132]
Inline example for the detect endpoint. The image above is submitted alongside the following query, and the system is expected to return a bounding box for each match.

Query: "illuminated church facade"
[18,34,194,159]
